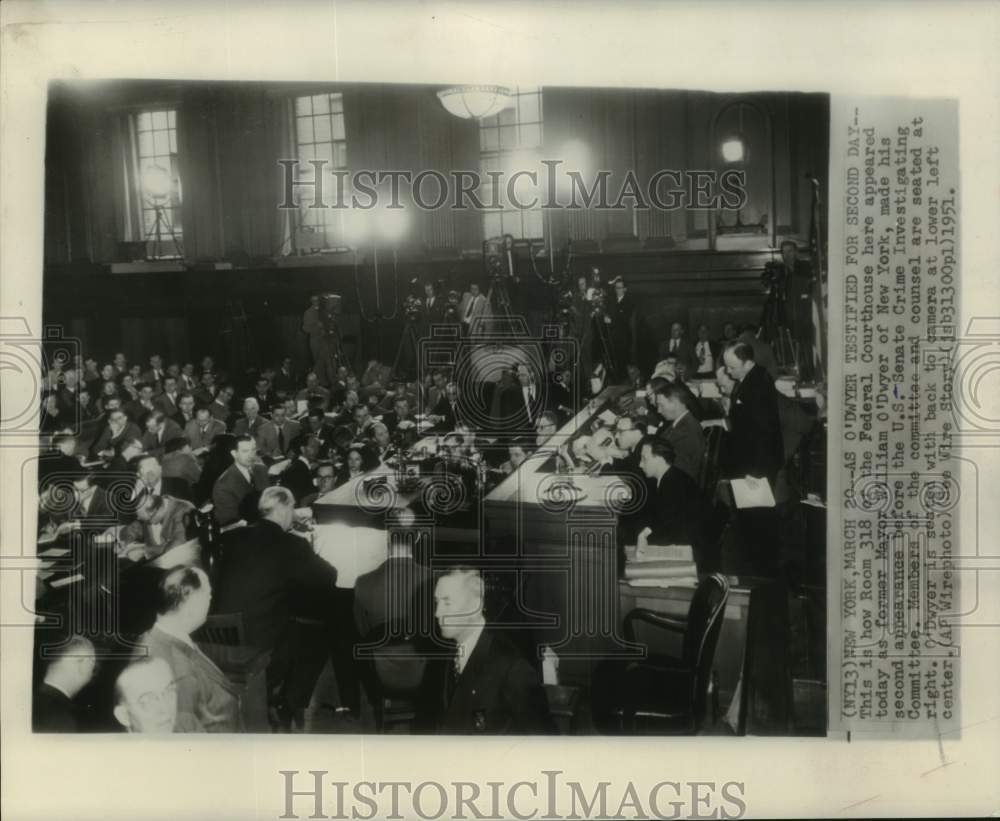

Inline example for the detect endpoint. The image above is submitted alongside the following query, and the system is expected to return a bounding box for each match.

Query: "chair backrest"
[362,624,429,696]
[194,612,245,647]
[682,573,730,726]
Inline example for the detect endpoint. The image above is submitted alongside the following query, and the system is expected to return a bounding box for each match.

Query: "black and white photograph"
[2,3,997,820]
[30,77,829,738]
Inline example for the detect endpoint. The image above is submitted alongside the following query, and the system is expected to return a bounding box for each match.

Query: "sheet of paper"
[730,477,776,509]
[38,547,70,558]
[50,573,85,589]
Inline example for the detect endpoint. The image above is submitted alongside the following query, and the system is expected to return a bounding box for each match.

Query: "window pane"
[523,208,543,239]
[138,131,154,158]
[295,96,312,116]
[169,130,177,153]
[312,93,330,114]
[518,94,540,124]
[137,112,152,132]
[313,115,331,143]
[484,212,502,239]
[297,117,314,144]
[331,115,345,140]
[153,130,170,156]
[152,111,168,130]
[167,111,176,128]
[480,127,499,152]
[298,144,316,163]
[314,143,333,165]
[329,94,343,114]
[333,143,347,168]
[519,123,541,149]
[499,125,518,150]
[498,107,515,127]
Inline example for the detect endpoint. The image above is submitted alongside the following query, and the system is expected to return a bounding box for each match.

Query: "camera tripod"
[391,318,422,380]
[759,285,798,376]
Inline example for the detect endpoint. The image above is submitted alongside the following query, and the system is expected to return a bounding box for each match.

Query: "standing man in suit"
[653,382,706,484]
[420,567,554,734]
[722,341,785,574]
[500,363,547,435]
[777,240,818,380]
[637,437,702,548]
[422,281,445,327]
[722,341,784,483]
[211,435,269,526]
[459,281,488,336]
[32,635,97,732]
[606,277,638,381]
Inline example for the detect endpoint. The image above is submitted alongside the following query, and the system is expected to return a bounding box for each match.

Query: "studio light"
[437,85,513,120]
[721,138,745,163]
[379,206,409,243]
[141,164,172,200]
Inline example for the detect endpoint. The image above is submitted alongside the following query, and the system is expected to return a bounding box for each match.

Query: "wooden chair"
[194,613,272,732]
[615,573,730,734]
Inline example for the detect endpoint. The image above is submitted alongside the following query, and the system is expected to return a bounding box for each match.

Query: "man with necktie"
[418,567,554,734]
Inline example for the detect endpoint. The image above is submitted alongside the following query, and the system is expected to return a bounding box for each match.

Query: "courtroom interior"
[33,80,829,736]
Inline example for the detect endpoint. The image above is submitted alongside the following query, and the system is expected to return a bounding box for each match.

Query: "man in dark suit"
[206,384,235,427]
[250,376,275,413]
[132,453,193,504]
[155,376,182,419]
[722,341,784,483]
[722,341,785,574]
[69,470,117,522]
[606,277,638,381]
[172,392,197,428]
[185,406,226,454]
[140,354,167,391]
[652,382,706,484]
[422,281,446,327]
[271,357,298,397]
[354,510,433,641]
[211,486,339,715]
[636,436,702,547]
[193,372,219,407]
[499,363,548,436]
[38,433,83,489]
[693,324,719,377]
[429,382,463,431]
[90,408,141,460]
[32,635,96,732]
[141,410,184,459]
[278,434,322,505]
[659,321,697,375]
[777,240,817,380]
[211,435,269,526]
[124,383,158,425]
[419,567,554,734]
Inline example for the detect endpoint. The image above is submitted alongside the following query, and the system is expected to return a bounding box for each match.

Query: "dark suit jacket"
[353,556,433,641]
[420,630,555,735]
[211,463,269,526]
[141,419,185,457]
[658,337,697,373]
[431,396,462,430]
[90,421,141,457]
[124,399,157,425]
[278,457,315,505]
[32,682,78,732]
[211,520,338,651]
[645,466,702,546]
[155,392,181,418]
[727,363,784,481]
[498,384,547,434]
[664,411,706,483]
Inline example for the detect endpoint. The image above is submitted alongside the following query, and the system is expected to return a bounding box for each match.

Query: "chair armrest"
[624,607,688,642]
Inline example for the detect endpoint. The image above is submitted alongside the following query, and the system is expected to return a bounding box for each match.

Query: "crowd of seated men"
[33,316,825,734]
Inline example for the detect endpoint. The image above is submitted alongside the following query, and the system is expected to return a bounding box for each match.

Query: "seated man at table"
[118,493,197,562]
[652,382,706,483]
[211,435,269,527]
[112,656,199,733]
[132,454,193,505]
[135,566,240,732]
[33,635,97,732]
[277,434,322,505]
[418,566,554,734]
[637,436,702,548]
[90,407,141,462]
